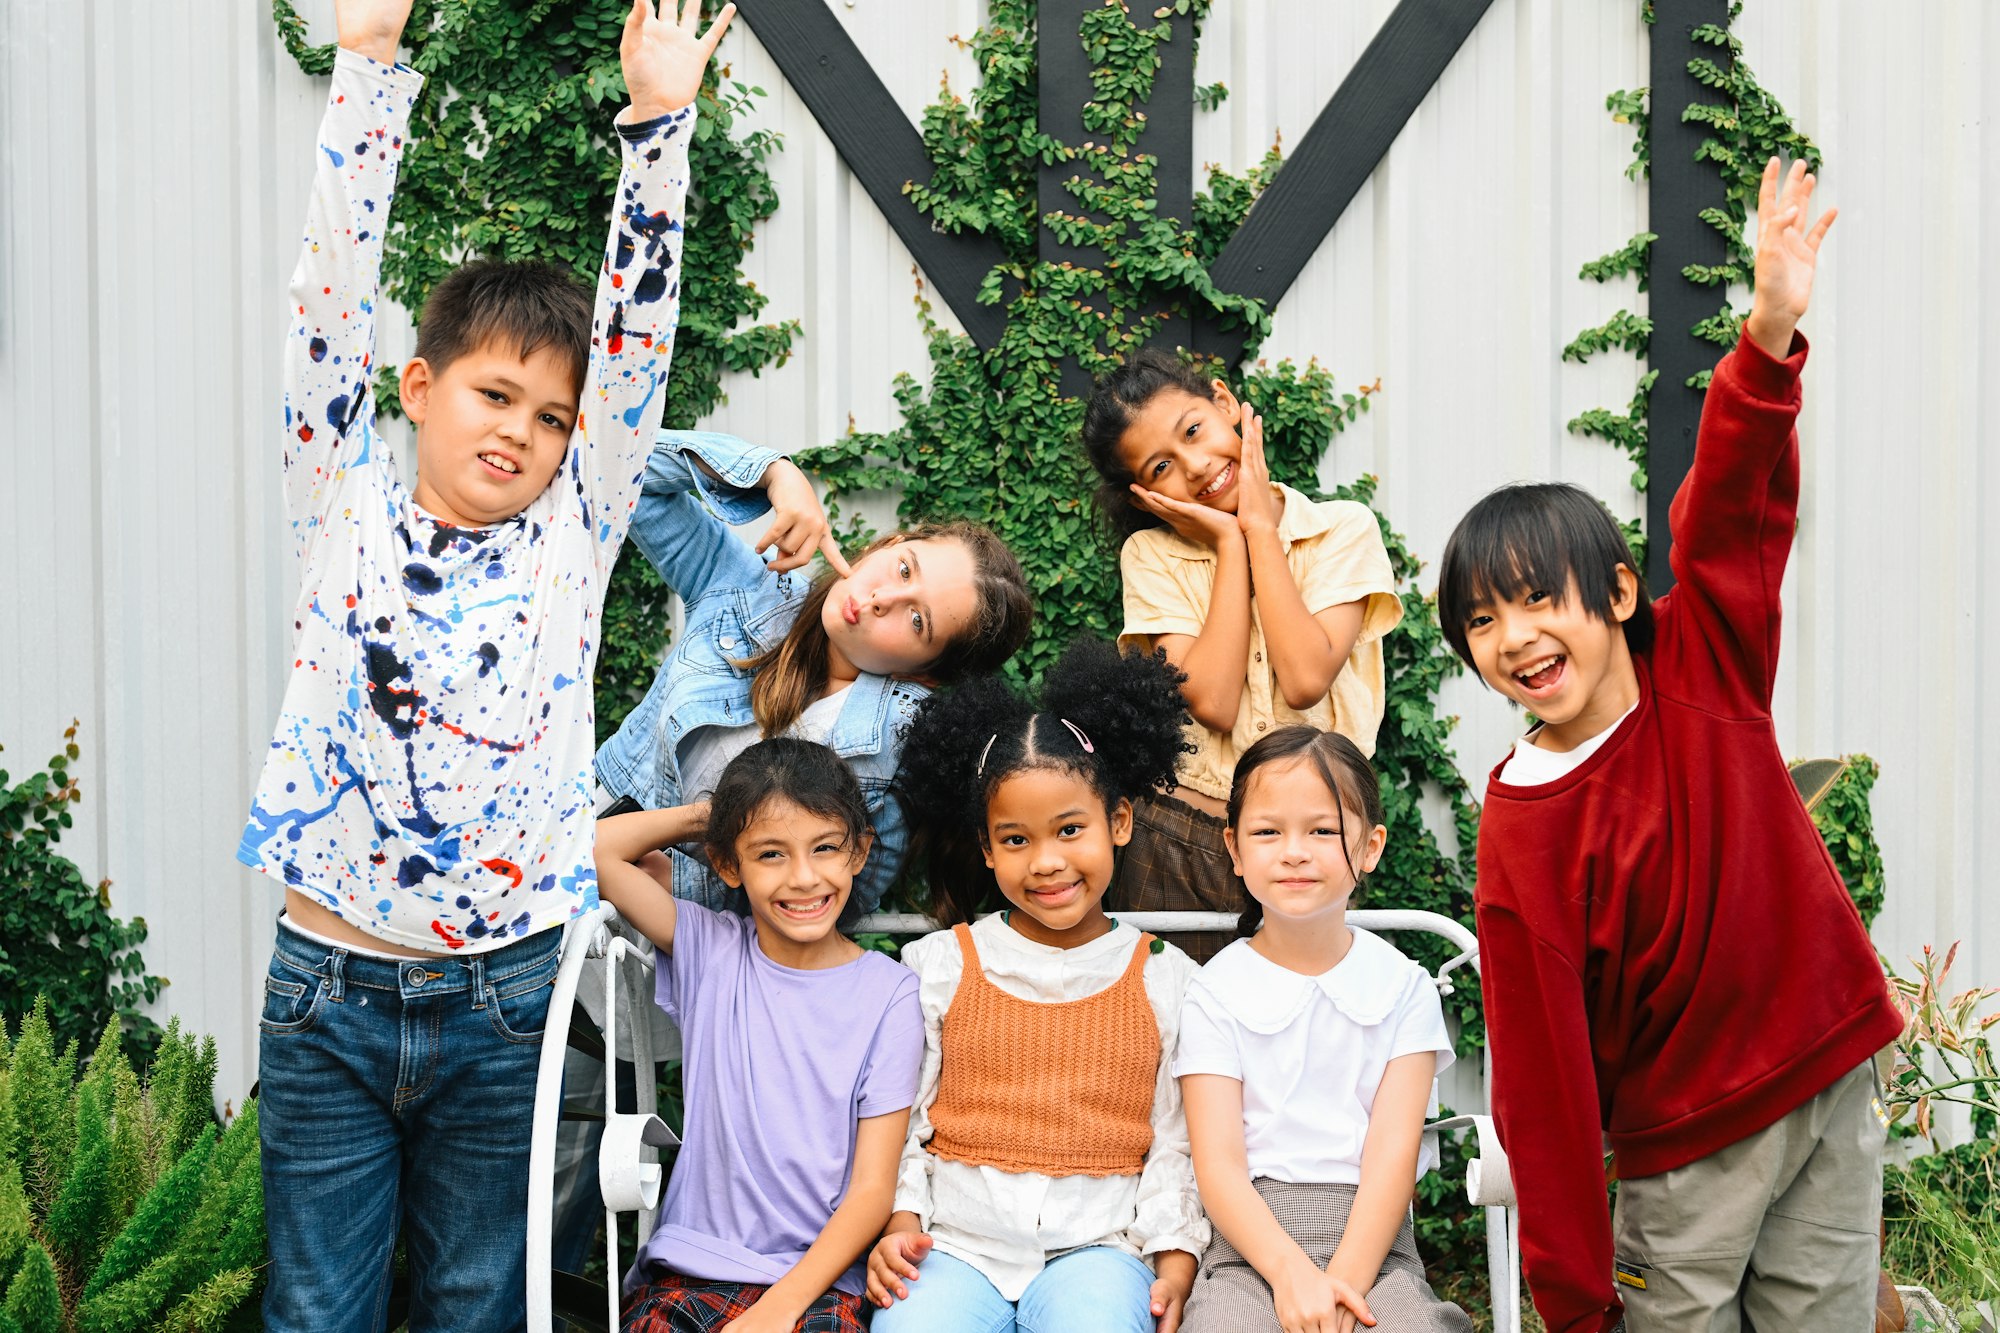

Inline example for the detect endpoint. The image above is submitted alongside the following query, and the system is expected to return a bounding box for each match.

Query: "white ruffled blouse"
[893,913,1211,1300]
[1174,929,1455,1184]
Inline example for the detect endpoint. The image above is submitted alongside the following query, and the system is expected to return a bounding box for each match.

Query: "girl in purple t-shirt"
[597,738,925,1333]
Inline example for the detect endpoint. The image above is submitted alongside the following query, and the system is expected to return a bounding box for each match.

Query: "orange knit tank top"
[925,923,1162,1177]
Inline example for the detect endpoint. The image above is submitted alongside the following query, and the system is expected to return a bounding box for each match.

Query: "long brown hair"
[738,521,1034,737]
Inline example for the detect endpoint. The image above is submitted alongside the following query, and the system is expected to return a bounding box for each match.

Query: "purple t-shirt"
[625,902,924,1298]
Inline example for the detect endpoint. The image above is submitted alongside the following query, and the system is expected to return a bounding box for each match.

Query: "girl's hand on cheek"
[1234,408,1280,534]
[1129,483,1242,550]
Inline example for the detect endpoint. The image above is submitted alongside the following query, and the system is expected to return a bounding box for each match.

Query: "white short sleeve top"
[1173,929,1455,1184]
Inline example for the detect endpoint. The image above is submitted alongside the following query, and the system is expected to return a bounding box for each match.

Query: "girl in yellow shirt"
[1081,351,1401,960]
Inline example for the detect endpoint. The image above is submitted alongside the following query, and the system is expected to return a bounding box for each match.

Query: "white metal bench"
[526,906,1518,1333]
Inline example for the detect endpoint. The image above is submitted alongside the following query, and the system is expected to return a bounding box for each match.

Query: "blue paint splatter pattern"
[239,51,693,952]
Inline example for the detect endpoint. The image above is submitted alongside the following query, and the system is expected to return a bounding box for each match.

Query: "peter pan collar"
[1202,929,1413,1033]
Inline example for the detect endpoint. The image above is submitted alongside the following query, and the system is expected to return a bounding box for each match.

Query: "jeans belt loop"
[327,949,347,1003]
[469,955,487,1010]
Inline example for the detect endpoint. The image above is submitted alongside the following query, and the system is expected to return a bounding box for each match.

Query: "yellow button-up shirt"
[1117,484,1402,800]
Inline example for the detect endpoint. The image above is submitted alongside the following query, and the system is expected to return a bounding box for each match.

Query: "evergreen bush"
[0,999,259,1333]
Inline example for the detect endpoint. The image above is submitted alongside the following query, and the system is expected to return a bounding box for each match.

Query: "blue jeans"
[258,920,560,1333]
[871,1246,1157,1333]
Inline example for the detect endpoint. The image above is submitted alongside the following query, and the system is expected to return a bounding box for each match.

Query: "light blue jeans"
[871,1245,1157,1333]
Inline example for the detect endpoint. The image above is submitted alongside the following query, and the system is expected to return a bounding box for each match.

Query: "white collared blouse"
[1174,929,1455,1184]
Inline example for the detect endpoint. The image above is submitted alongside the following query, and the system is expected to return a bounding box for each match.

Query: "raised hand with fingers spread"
[622,0,735,122]
[1745,155,1836,360]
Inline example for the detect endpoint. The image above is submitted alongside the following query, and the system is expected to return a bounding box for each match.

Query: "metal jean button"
[407,966,429,988]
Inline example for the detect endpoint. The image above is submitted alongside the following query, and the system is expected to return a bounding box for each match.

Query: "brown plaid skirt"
[1106,790,1244,962]
[621,1272,865,1333]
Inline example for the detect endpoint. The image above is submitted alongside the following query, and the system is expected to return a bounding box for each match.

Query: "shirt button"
[1254,652,1263,662]
[719,636,738,650]
[1256,721,1268,732]
[407,966,428,988]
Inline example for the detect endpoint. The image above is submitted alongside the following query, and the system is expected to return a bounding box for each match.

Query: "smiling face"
[401,339,579,528]
[1224,756,1385,925]
[982,766,1132,948]
[1461,568,1642,751]
[716,795,871,961]
[1113,382,1246,513]
[819,536,981,680]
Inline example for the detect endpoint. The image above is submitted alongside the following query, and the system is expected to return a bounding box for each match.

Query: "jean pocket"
[260,969,327,1035]
[485,956,557,1044]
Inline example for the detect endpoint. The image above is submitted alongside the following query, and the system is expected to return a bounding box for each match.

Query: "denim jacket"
[593,430,926,919]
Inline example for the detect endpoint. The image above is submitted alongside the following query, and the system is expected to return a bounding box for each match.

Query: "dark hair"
[1080,347,1222,543]
[702,738,872,873]
[737,521,1035,736]
[413,258,594,394]
[895,639,1189,924]
[1435,482,1654,668]
[1225,726,1385,938]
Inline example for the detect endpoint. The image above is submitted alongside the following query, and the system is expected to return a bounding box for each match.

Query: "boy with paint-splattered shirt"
[247,1,737,1328]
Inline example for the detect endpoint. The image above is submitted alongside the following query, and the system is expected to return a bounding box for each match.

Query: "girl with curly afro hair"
[866,639,1212,1333]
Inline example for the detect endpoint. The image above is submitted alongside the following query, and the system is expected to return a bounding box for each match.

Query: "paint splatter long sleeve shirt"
[238,50,693,952]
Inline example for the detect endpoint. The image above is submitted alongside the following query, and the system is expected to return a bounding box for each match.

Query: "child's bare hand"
[1272,1258,1375,1333]
[334,0,415,64]
[1130,484,1243,551]
[865,1230,932,1306]
[1149,1251,1196,1332]
[755,460,850,576]
[1745,156,1836,360]
[621,0,735,122]
[1233,408,1281,535]
[720,1301,800,1333]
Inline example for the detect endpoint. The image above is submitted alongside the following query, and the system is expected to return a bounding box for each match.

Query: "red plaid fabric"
[621,1273,865,1333]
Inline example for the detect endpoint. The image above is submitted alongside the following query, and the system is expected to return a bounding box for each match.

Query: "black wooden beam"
[1645,0,1732,592]
[1038,0,1195,395]
[1190,0,1496,369]
[734,0,1009,350]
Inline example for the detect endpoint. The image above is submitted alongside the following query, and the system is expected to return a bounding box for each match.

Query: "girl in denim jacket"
[594,430,1034,920]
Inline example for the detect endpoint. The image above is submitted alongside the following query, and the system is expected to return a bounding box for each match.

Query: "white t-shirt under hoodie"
[1174,928,1455,1184]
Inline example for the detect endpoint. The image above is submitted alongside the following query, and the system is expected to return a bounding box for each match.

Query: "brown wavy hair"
[737,521,1034,737]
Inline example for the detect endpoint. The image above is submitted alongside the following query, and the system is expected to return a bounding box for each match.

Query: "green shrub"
[0,725,164,1067]
[0,999,259,1332]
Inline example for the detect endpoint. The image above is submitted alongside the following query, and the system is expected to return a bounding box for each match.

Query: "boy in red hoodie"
[1436,158,1903,1333]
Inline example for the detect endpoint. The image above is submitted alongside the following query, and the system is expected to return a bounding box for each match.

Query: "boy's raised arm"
[1663,158,1835,704]
[281,0,422,555]
[569,0,735,579]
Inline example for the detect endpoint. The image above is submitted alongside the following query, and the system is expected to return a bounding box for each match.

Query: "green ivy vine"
[274,0,798,741]
[807,0,1484,1036]
[1564,0,1822,561]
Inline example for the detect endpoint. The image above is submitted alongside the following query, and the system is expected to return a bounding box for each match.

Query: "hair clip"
[1059,718,1094,754]
[976,733,999,776]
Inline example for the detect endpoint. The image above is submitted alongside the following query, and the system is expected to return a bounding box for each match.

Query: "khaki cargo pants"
[1611,1060,1888,1333]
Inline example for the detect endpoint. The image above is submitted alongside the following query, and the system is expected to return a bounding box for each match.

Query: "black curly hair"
[895,638,1189,923]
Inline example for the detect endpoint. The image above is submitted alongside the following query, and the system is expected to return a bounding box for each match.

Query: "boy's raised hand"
[1745,156,1836,361]
[334,0,415,65]
[622,0,736,123]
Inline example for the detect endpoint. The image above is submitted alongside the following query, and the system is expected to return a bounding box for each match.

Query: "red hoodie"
[1473,330,1904,1333]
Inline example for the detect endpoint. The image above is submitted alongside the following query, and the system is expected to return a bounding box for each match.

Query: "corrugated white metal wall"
[2,0,1992,1109]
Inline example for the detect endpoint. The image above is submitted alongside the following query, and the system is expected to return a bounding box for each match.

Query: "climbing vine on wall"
[806,0,1484,1032]
[1563,0,1823,563]
[274,0,798,741]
